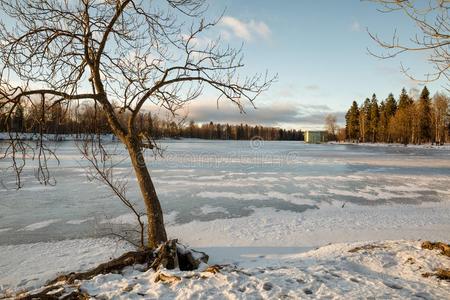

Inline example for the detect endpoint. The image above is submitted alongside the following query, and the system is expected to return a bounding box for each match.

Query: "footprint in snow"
[303,288,313,295]
[383,281,403,290]
[262,282,273,291]
[382,261,398,268]
[412,291,432,300]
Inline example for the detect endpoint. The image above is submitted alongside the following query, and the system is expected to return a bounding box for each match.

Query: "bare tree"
[324,113,337,140]
[78,136,147,249]
[0,0,273,248]
[367,0,449,88]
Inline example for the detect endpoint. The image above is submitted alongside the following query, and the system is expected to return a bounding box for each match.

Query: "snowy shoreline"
[1,239,449,299]
[330,141,450,150]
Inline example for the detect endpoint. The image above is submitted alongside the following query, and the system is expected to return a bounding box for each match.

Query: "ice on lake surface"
[1,139,450,245]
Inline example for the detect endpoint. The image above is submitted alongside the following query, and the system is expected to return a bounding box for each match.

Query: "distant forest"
[344,86,450,145]
[0,102,303,141]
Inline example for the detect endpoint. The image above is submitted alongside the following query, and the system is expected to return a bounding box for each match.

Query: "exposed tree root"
[12,240,210,299]
[15,250,154,299]
[421,241,450,257]
[15,285,89,300]
[49,250,154,285]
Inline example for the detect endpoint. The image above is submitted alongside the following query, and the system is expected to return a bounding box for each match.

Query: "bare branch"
[367,0,449,87]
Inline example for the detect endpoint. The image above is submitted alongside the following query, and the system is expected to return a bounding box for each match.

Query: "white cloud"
[351,20,361,32]
[220,16,271,41]
[182,98,345,129]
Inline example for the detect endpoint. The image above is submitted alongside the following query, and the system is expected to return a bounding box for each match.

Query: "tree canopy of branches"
[368,0,449,88]
[0,0,273,249]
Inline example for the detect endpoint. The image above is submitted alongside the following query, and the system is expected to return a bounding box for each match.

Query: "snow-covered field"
[0,140,449,297]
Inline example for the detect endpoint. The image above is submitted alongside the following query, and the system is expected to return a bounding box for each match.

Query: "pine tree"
[398,88,413,110]
[345,101,360,141]
[382,93,397,142]
[391,88,414,144]
[385,93,397,117]
[417,86,432,143]
[369,94,379,142]
[378,101,387,142]
[359,98,371,142]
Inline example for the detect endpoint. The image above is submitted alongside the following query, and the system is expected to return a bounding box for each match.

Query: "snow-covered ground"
[1,140,450,297]
[4,239,449,299]
[0,238,133,295]
[78,240,449,299]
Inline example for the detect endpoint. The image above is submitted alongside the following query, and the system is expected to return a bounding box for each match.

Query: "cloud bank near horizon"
[182,99,345,130]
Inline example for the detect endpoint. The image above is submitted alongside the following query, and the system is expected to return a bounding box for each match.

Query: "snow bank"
[0,238,133,295]
[9,240,450,299]
[78,240,450,299]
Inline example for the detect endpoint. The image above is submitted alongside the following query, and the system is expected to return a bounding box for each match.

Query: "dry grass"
[348,243,387,253]
[421,241,450,257]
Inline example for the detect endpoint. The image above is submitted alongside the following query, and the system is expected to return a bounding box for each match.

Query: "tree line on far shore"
[0,102,304,141]
[343,86,449,145]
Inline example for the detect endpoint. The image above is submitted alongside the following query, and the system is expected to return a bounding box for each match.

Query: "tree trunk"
[126,136,167,249]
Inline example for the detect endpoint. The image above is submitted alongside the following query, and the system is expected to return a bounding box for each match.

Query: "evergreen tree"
[216,123,222,139]
[377,93,397,142]
[360,98,371,142]
[378,101,387,142]
[345,101,360,141]
[384,93,397,117]
[369,94,379,142]
[226,124,232,140]
[417,86,432,143]
[395,88,414,144]
[398,88,413,110]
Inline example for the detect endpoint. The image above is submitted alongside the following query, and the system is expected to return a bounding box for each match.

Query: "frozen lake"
[1,139,450,246]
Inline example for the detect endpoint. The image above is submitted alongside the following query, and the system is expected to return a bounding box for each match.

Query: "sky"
[1,1,446,131]
[182,0,447,130]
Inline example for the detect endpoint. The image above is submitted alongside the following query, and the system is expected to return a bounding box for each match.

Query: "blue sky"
[186,0,446,129]
[1,1,445,130]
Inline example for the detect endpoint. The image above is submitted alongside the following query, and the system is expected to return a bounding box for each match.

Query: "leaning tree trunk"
[126,136,167,249]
